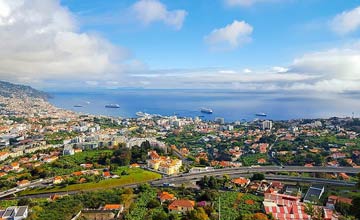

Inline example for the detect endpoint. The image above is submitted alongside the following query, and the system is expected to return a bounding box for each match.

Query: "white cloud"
[243,68,252,73]
[271,66,288,73]
[0,0,130,84]
[285,42,360,92]
[219,70,237,74]
[224,0,286,7]
[204,20,253,50]
[291,48,360,80]
[131,0,187,30]
[331,6,360,35]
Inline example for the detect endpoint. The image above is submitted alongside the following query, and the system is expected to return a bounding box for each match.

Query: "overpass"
[154,166,360,185]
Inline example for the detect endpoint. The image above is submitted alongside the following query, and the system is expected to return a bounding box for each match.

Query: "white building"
[262,120,273,130]
[2,206,28,220]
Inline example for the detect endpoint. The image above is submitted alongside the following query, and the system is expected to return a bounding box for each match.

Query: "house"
[326,195,352,210]
[53,176,64,184]
[339,172,350,180]
[49,194,62,201]
[231,177,250,187]
[263,192,310,220]
[259,143,269,153]
[157,191,176,203]
[72,171,84,176]
[43,156,58,163]
[331,152,346,159]
[2,206,28,220]
[257,158,266,164]
[10,162,19,170]
[268,181,284,193]
[147,151,182,175]
[16,180,30,187]
[129,163,140,168]
[103,171,111,178]
[80,163,93,169]
[168,199,195,214]
[303,185,325,203]
[0,152,9,161]
[103,204,124,213]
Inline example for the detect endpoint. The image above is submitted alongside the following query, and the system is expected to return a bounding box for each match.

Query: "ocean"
[48,89,360,122]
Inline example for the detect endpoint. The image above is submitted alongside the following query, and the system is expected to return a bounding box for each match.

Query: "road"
[152,166,360,185]
[0,178,52,199]
[152,174,356,187]
[1,165,359,199]
[12,174,355,200]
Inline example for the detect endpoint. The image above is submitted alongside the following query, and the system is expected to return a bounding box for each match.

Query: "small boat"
[201,108,213,114]
[255,112,267,117]
[105,104,120,108]
[73,105,83,108]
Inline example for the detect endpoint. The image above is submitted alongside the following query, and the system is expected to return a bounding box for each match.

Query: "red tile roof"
[168,200,195,210]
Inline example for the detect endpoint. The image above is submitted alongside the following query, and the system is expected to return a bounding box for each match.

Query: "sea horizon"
[47,89,360,122]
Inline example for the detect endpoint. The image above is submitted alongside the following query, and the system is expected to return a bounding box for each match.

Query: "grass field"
[19,168,161,196]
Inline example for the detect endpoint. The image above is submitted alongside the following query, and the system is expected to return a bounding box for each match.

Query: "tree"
[188,207,209,220]
[335,201,351,216]
[147,199,160,209]
[304,203,324,220]
[351,197,360,219]
[152,211,168,220]
[113,147,131,166]
[253,213,269,220]
[18,198,31,206]
[356,173,360,189]
[251,173,265,181]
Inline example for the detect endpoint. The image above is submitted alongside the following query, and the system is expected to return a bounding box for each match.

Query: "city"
[0,0,360,220]
[0,81,359,219]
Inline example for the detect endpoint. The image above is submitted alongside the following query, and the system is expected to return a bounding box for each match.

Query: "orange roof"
[72,171,83,176]
[158,191,175,201]
[168,200,195,210]
[11,162,19,167]
[50,194,62,201]
[257,158,266,163]
[130,163,140,168]
[339,172,350,179]
[0,152,8,156]
[103,204,123,210]
[231,177,249,185]
[54,176,63,181]
[103,171,111,177]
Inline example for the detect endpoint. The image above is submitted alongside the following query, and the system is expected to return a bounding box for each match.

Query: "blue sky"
[0,0,360,93]
[60,0,360,69]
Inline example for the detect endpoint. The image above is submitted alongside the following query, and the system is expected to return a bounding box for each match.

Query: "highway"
[0,166,358,199]
[152,174,356,187]
[152,166,360,185]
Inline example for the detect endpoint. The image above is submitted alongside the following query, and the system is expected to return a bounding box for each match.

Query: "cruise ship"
[105,104,120,108]
[255,112,267,117]
[200,108,213,114]
[136,111,150,117]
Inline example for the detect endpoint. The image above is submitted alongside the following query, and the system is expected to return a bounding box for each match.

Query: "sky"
[0,0,360,94]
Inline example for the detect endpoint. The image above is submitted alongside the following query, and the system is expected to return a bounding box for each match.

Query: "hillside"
[0,80,49,100]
